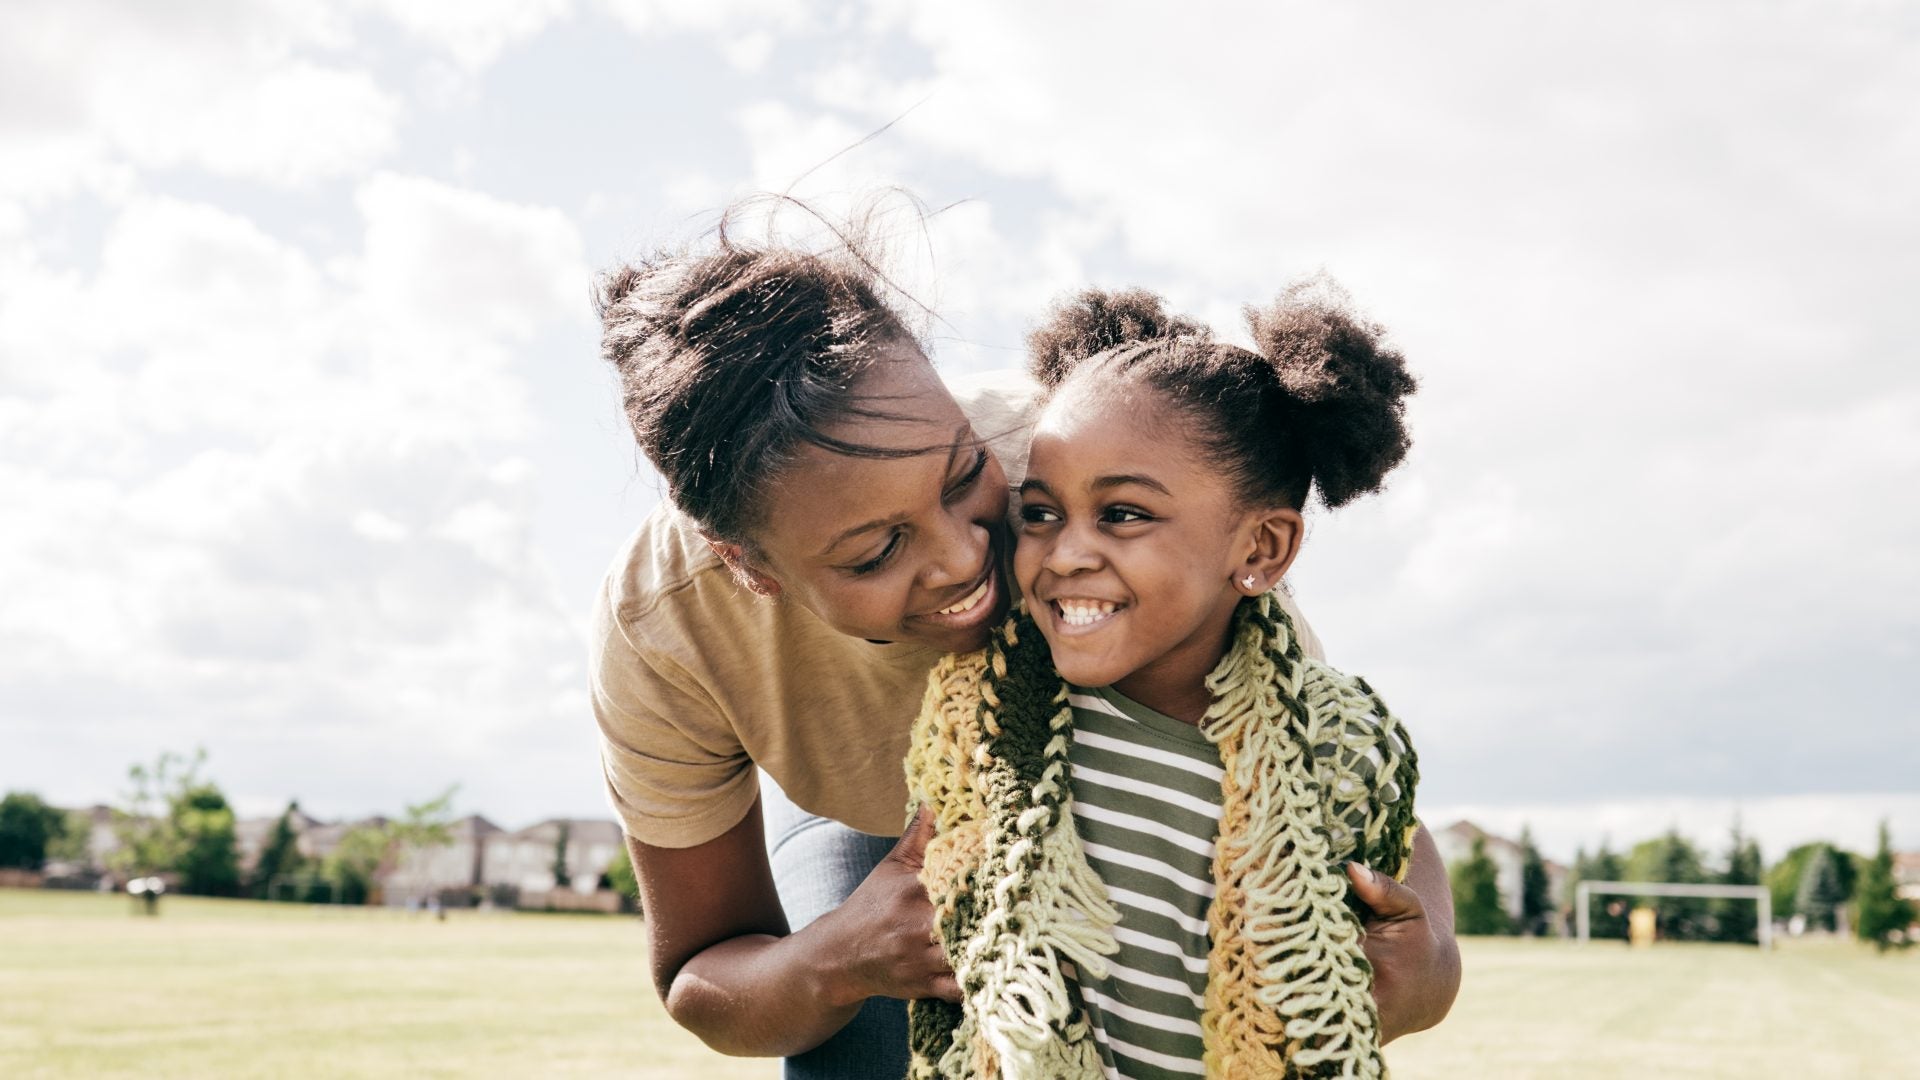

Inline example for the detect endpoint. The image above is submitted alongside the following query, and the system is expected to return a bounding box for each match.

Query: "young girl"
[905,281,1422,1079]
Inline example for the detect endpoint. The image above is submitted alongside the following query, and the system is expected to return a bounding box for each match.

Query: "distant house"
[482,818,624,897]
[1432,820,1569,928]
[382,814,502,905]
[232,806,325,872]
[1895,851,1920,903]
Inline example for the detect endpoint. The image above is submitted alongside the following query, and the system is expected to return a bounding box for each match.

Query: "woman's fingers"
[1346,861,1424,923]
[926,971,962,1004]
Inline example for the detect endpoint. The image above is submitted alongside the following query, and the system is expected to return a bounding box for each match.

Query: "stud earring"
[1240,574,1257,591]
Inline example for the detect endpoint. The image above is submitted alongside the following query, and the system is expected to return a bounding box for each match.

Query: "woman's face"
[746,343,1013,654]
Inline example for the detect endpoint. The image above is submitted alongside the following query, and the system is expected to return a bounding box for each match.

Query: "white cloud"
[356,0,572,71]
[0,173,594,819]
[0,0,398,197]
[723,0,1920,807]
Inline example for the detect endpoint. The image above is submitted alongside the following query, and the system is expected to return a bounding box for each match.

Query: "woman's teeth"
[1056,600,1120,627]
[939,579,990,616]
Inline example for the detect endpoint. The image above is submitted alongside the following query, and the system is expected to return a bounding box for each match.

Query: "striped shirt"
[1066,685,1222,1079]
[1066,683,1400,1079]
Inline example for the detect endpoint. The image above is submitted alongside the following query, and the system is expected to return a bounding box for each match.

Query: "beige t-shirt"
[590,369,1326,848]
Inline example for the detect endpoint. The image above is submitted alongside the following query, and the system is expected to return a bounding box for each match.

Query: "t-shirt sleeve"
[590,578,759,850]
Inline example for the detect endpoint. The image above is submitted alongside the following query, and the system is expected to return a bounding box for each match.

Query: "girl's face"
[1014,378,1297,718]
[744,344,1013,654]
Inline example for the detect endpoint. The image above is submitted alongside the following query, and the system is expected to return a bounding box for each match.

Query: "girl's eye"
[944,449,988,500]
[849,532,903,576]
[1019,504,1060,526]
[1102,505,1153,525]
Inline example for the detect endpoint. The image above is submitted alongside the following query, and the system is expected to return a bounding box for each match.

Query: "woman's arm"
[632,797,960,1057]
[1347,824,1461,1043]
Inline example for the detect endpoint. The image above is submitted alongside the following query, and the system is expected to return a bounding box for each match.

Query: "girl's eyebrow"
[1091,473,1170,496]
[1019,474,1170,498]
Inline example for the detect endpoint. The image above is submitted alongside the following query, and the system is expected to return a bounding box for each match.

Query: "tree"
[1770,842,1860,922]
[1451,835,1511,935]
[110,751,197,879]
[604,845,641,916]
[1626,829,1708,940]
[1715,821,1764,944]
[1518,826,1553,936]
[46,809,93,867]
[1796,845,1851,932]
[1570,842,1628,940]
[0,792,69,870]
[1854,821,1915,953]
[551,821,572,889]
[322,787,457,906]
[249,801,307,899]
[172,781,241,896]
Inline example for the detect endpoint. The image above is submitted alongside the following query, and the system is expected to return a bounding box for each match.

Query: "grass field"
[3,888,1916,1078]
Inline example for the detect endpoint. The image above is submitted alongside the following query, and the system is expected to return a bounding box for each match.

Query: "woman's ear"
[703,536,783,598]
[1233,507,1304,595]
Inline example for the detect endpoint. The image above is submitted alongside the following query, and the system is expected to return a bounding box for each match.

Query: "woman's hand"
[815,805,962,1005]
[1346,826,1461,1043]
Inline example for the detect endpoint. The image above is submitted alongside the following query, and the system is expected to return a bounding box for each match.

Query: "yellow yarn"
[906,595,1419,1079]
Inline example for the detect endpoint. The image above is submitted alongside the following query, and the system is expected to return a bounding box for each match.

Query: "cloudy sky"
[4,0,1915,862]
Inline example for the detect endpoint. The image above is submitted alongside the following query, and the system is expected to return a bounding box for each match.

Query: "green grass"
[4,888,1916,1077]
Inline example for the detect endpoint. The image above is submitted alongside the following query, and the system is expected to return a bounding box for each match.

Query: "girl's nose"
[1042,522,1102,577]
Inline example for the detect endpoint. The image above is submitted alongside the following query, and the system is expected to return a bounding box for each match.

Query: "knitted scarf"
[903,594,1420,1079]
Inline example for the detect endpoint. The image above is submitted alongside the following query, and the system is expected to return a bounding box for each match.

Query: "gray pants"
[761,775,909,1080]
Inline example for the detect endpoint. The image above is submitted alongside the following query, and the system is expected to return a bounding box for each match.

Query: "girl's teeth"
[939,579,989,616]
[1057,600,1119,626]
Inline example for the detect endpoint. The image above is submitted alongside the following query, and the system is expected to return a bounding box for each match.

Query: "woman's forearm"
[665,917,868,1057]
[636,802,957,1058]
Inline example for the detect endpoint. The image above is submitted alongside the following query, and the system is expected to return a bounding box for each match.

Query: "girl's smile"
[1015,379,1287,722]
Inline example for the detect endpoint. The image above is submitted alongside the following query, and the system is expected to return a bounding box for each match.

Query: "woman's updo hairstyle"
[1026,276,1415,510]
[595,206,929,545]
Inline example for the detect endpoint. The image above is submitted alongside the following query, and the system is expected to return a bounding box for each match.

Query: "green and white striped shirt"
[1066,683,1401,1079]
[1066,685,1221,1079]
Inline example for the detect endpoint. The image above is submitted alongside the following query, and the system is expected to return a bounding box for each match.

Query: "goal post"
[1574,880,1772,949]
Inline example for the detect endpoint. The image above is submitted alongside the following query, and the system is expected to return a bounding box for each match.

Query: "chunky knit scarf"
[903,594,1420,1079]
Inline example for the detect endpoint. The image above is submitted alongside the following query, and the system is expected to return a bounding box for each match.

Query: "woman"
[590,231,1460,1078]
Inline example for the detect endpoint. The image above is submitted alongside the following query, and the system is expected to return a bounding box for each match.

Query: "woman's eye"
[849,533,902,575]
[944,449,988,499]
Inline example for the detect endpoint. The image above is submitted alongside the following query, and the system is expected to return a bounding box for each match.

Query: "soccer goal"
[1574,880,1772,949]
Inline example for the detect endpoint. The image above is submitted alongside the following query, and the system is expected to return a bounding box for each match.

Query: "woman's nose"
[923,514,987,589]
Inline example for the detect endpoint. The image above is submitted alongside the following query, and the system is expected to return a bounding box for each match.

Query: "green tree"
[1796,845,1851,932]
[1715,821,1764,944]
[249,801,307,900]
[604,844,641,915]
[172,781,240,896]
[110,751,197,879]
[1517,826,1553,936]
[322,787,457,906]
[1570,843,1628,940]
[1626,829,1709,940]
[46,809,93,866]
[551,821,572,889]
[1451,835,1511,935]
[1854,821,1914,952]
[1770,841,1860,922]
[0,792,69,870]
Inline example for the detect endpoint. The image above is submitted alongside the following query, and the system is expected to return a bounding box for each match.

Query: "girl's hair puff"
[1025,276,1415,510]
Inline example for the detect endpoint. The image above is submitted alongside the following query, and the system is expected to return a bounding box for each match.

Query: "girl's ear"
[1233,507,1304,595]
[703,536,783,598]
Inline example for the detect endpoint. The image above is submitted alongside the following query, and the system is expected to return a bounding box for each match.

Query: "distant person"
[906,284,1427,1077]
[588,210,1460,1078]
